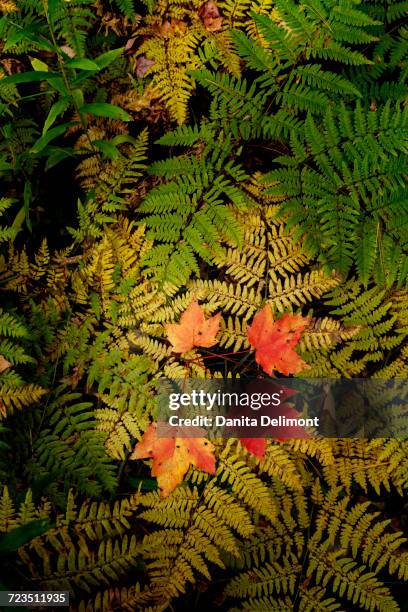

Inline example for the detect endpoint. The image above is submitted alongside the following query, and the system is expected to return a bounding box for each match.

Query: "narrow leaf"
[80,102,132,122]
[93,140,120,159]
[42,97,70,135]
[0,519,51,554]
[94,47,124,69]
[1,71,61,84]
[66,58,101,71]
[30,122,78,154]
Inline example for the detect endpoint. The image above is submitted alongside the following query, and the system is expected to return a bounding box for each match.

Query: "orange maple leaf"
[130,423,216,497]
[164,300,221,354]
[0,355,11,374]
[247,305,309,376]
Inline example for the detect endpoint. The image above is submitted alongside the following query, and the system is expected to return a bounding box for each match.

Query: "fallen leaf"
[240,438,266,458]
[165,300,221,354]
[224,381,308,458]
[135,56,155,78]
[60,45,76,58]
[125,37,137,52]
[199,1,223,32]
[0,355,11,373]
[130,423,216,496]
[170,19,187,34]
[0,58,24,75]
[158,19,187,37]
[247,306,309,376]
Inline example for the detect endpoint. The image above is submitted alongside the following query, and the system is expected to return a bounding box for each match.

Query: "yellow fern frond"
[0,0,18,13]
[268,271,340,313]
[138,32,200,124]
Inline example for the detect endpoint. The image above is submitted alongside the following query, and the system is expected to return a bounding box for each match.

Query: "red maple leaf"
[224,381,308,458]
[247,305,309,376]
[240,438,266,458]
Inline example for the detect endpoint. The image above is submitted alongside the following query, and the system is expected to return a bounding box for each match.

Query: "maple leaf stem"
[182,349,251,370]
[200,349,251,360]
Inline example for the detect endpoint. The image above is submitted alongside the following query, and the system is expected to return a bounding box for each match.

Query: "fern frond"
[138,32,200,124]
